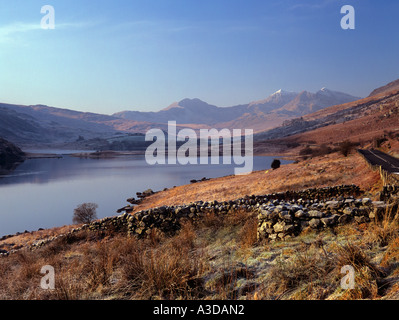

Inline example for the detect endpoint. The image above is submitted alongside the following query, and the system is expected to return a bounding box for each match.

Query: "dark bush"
[299,146,313,156]
[286,142,301,148]
[339,140,356,157]
[374,136,388,148]
[271,159,281,170]
[299,144,333,158]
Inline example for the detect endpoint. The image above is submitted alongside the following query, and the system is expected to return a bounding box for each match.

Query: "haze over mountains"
[2,79,398,150]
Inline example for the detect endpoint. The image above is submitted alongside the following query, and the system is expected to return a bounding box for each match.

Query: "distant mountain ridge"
[114,88,361,130]
[0,102,171,147]
[0,85,367,149]
[253,78,399,143]
[113,98,247,126]
[276,88,362,116]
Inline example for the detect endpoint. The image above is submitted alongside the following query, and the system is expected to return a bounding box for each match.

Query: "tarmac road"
[358,149,399,174]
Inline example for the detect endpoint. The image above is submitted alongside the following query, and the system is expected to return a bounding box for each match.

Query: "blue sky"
[0,0,399,114]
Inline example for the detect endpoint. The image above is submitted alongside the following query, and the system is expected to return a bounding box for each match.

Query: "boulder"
[308,210,325,218]
[309,218,321,229]
[321,215,338,227]
[273,222,286,233]
[295,210,308,219]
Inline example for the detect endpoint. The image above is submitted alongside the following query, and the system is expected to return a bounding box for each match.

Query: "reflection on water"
[0,154,290,236]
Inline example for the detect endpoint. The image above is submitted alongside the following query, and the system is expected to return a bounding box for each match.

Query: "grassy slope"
[133,151,381,212]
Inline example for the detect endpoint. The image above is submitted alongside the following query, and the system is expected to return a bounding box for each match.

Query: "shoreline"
[0,151,293,239]
[25,152,63,159]
[68,149,294,159]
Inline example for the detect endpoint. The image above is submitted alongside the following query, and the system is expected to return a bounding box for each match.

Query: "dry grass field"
[132,151,381,213]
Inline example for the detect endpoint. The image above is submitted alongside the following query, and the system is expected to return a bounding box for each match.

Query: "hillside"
[369,79,399,97]
[0,103,172,148]
[0,107,48,143]
[0,137,25,174]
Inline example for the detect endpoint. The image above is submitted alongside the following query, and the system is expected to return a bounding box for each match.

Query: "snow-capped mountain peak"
[316,88,361,101]
[272,89,296,96]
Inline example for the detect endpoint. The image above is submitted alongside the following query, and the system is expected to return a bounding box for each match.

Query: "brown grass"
[267,248,336,299]
[131,152,380,213]
[365,199,399,247]
[0,208,261,300]
[335,243,383,278]
[2,203,399,300]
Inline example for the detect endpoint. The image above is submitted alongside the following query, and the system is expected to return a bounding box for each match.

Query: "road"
[358,149,399,174]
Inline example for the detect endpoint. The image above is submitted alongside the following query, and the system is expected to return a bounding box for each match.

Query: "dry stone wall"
[41,185,365,241]
[0,184,376,256]
[257,197,387,242]
[380,185,399,201]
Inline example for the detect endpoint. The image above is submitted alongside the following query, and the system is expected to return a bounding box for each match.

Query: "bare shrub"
[73,203,98,224]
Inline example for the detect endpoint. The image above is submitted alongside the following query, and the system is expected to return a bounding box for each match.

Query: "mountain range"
[253,78,399,150]
[114,88,361,131]
[1,80,396,150]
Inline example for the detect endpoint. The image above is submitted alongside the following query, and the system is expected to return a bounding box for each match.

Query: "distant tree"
[299,146,313,156]
[339,140,355,157]
[271,159,281,170]
[73,203,98,224]
[373,136,388,149]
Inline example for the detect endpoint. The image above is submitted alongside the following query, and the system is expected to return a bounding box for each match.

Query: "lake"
[0,152,290,236]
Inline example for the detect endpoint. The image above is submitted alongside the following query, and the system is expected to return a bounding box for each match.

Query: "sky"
[0,0,399,114]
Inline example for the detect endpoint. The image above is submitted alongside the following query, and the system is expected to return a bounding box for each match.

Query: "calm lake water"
[0,152,290,236]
